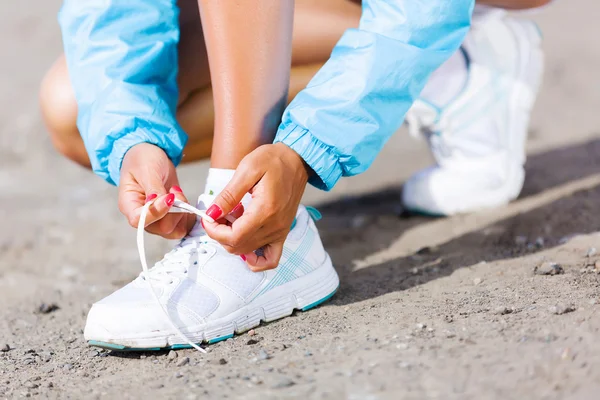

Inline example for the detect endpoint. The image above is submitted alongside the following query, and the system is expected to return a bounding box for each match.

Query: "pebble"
[63,363,74,371]
[258,349,271,361]
[585,247,597,258]
[304,351,312,357]
[494,306,513,315]
[535,237,545,248]
[272,378,295,389]
[248,329,256,337]
[167,350,178,360]
[549,305,576,315]
[25,382,38,390]
[473,277,483,285]
[23,358,35,365]
[515,236,528,246]
[176,357,190,367]
[250,376,263,385]
[415,323,426,330]
[175,372,183,379]
[37,303,60,314]
[1,344,10,352]
[534,262,564,276]
[88,350,99,358]
[246,339,259,345]
[218,358,227,365]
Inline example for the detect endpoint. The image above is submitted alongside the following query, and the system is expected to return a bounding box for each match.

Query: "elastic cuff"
[107,128,184,186]
[274,124,343,191]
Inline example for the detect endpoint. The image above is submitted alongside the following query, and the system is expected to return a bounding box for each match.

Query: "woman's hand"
[118,143,196,239]
[202,143,310,271]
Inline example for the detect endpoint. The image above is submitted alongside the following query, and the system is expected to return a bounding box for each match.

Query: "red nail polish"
[240,254,247,262]
[145,193,158,204]
[171,185,183,193]
[165,193,175,207]
[231,203,243,214]
[206,204,223,220]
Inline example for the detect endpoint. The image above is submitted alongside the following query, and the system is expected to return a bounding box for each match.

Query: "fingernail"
[240,254,247,262]
[206,204,223,220]
[231,203,243,214]
[145,193,158,204]
[171,185,183,193]
[165,193,175,207]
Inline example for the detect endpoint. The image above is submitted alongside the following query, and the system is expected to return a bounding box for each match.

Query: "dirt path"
[1,1,600,399]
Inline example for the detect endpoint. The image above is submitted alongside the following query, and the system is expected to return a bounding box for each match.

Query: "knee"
[40,56,86,164]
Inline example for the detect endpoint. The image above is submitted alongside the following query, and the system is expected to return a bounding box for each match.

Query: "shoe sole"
[404,18,544,216]
[87,255,339,351]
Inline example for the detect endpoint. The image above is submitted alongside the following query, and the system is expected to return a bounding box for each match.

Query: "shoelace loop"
[137,198,217,353]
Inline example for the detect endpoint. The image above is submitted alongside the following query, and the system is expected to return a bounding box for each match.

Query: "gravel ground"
[2,1,600,399]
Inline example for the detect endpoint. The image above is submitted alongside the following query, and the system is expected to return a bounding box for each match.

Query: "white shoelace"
[137,198,216,353]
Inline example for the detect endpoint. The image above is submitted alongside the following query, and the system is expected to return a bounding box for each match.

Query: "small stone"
[415,323,426,330]
[176,357,190,367]
[534,262,564,276]
[416,246,432,255]
[535,237,545,248]
[473,277,483,285]
[272,378,295,389]
[258,349,271,361]
[515,236,528,246]
[36,303,60,314]
[304,351,312,357]
[63,363,74,371]
[444,331,456,339]
[23,358,35,365]
[47,382,54,388]
[250,376,263,385]
[88,350,99,358]
[175,372,183,379]
[167,350,178,360]
[25,383,39,390]
[561,347,573,361]
[410,267,419,274]
[585,247,597,258]
[444,315,454,323]
[246,339,259,345]
[1,344,10,352]
[549,305,576,315]
[494,306,513,315]
[218,358,227,365]
[248,329,256,337]
[140,355,147,359]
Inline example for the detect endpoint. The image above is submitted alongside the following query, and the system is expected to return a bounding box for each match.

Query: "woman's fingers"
[242,240,284,271]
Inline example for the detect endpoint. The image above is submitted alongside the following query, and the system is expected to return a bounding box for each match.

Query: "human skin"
[40,0,551,266]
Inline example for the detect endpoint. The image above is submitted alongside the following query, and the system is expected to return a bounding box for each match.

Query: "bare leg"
[40,0,548,167]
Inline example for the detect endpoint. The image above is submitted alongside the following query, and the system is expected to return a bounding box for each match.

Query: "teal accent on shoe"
[404,207,445,218]
[170,343,197,350]
[88,340,161,351]
[301,286,338,311]
[208,333,233,344]
[305,206,322,221]
[290,218,297,230]
[88,340,126,350]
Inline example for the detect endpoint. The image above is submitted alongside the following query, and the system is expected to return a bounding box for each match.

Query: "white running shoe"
[84,197,338,351]
[402,13,544,216]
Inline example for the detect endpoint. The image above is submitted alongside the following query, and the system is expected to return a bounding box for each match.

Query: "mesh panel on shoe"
[169,280,220,319]
[97,281,163,305]
[202,259,265,299]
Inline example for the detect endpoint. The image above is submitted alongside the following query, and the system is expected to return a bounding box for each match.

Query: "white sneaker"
[402,13,544,216]
[84,199,338,351]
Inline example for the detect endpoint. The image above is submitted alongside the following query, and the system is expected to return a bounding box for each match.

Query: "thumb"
[206,164,262,221]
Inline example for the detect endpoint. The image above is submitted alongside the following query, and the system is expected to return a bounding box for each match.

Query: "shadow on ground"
[315,137,600,306]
